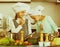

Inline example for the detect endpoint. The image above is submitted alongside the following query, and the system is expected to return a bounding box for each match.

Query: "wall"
[0,2,60,27]
[30,2,60,27]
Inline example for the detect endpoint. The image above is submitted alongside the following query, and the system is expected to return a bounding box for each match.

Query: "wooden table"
[0,45,60,47]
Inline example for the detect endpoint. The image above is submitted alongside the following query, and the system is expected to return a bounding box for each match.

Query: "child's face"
[17,10,26,18]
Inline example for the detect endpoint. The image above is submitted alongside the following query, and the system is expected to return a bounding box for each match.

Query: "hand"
[54,32,59,37]
[20,18,25,26]
[39,24,43,30]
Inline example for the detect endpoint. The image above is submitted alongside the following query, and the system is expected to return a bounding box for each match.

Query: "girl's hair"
[15,14,17,20]
[15,13,19,20]
[15,12,20,20]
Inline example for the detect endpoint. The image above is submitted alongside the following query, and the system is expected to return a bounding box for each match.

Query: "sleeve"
[28,19,32,34]
[47,16,58,32]
[9,18,22,33]
[25,15,32,34]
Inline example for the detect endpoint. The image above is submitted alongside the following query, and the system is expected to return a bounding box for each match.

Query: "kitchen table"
[0,45,60,47]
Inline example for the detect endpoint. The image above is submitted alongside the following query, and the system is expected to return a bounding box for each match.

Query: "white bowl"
[39,42,43,47]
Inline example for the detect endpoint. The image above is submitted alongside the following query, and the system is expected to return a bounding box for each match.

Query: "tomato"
[28,42,32,45]
[23,41,29,45]
[15,40,20,44]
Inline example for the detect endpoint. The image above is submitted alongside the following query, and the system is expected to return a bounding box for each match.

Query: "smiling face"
[17,10,26,18]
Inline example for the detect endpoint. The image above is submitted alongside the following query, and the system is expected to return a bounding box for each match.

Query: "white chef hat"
[12,2,30,14]
[29,5,44,16]
[35,5,44,11]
